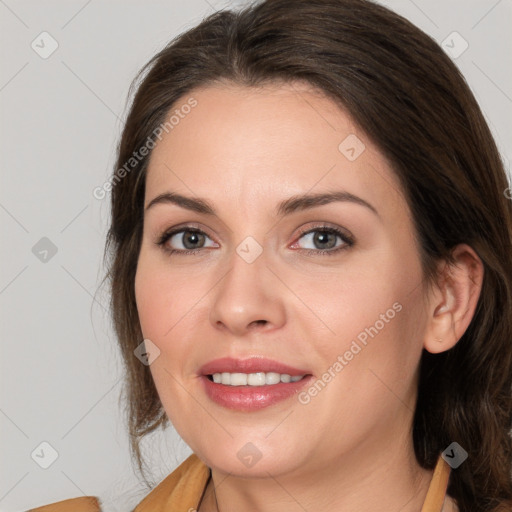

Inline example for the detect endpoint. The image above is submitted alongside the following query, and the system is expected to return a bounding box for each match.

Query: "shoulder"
[27,454,210,512]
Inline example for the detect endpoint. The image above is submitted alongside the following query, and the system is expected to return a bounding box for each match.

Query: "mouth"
[199,357,313,411]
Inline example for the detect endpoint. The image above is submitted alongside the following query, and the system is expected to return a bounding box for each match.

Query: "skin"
[134,81,483,512]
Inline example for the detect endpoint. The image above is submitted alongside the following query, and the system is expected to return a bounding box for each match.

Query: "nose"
[209,248,286,337]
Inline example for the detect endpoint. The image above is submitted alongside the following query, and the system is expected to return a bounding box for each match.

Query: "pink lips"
[199,357,313,411]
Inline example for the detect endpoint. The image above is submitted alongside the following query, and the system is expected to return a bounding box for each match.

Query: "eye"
[291,225,354,256]
[156,223,354,257]
[156,227,218,255]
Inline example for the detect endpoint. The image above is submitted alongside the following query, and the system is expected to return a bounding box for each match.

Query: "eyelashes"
[155,224,355,257]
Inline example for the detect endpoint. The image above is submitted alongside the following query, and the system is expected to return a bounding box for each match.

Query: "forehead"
[144,82,405,220]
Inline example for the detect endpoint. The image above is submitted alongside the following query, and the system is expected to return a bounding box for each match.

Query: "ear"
[423,244,484,354]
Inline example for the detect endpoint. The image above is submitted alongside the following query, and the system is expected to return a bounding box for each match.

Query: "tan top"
[28,453,453,512]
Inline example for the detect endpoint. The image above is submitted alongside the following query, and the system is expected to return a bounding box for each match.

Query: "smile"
[199,357,313,411]
[208,372,305,386]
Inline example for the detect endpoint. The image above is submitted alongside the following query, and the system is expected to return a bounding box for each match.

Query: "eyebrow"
[145,190,379,217]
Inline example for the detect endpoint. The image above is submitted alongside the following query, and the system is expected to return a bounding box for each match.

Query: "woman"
[30,0,512,511]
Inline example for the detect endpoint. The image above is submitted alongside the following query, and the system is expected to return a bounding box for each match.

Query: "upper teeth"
[212,372,304,386]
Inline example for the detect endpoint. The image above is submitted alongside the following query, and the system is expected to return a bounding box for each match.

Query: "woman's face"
[135,82,430,478]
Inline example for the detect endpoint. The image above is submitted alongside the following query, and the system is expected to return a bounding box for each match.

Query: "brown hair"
[104,0,512,509]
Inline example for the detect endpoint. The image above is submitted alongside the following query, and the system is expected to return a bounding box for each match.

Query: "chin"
[192,437,305,478]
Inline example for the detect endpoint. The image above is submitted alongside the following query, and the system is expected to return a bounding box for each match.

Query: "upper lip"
[199,357,310,377]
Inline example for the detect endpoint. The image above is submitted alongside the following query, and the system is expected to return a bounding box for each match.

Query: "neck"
[200,429,434,512]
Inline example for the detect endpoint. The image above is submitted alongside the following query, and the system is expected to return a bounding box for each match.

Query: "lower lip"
[200,375,313,411]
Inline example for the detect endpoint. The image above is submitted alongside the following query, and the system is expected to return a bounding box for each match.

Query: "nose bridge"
[209,240,285,334]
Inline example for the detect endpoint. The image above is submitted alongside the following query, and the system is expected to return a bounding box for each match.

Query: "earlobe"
[423,244,484,355]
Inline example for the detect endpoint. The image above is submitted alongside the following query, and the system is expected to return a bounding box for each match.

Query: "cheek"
[134,249,211,393]
[134,253,200,423]
[135,250,199,339]
[295,246,419,345]
[298,243,425,392]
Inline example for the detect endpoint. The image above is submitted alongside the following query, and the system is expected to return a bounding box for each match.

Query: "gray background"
[1,1,511,511]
